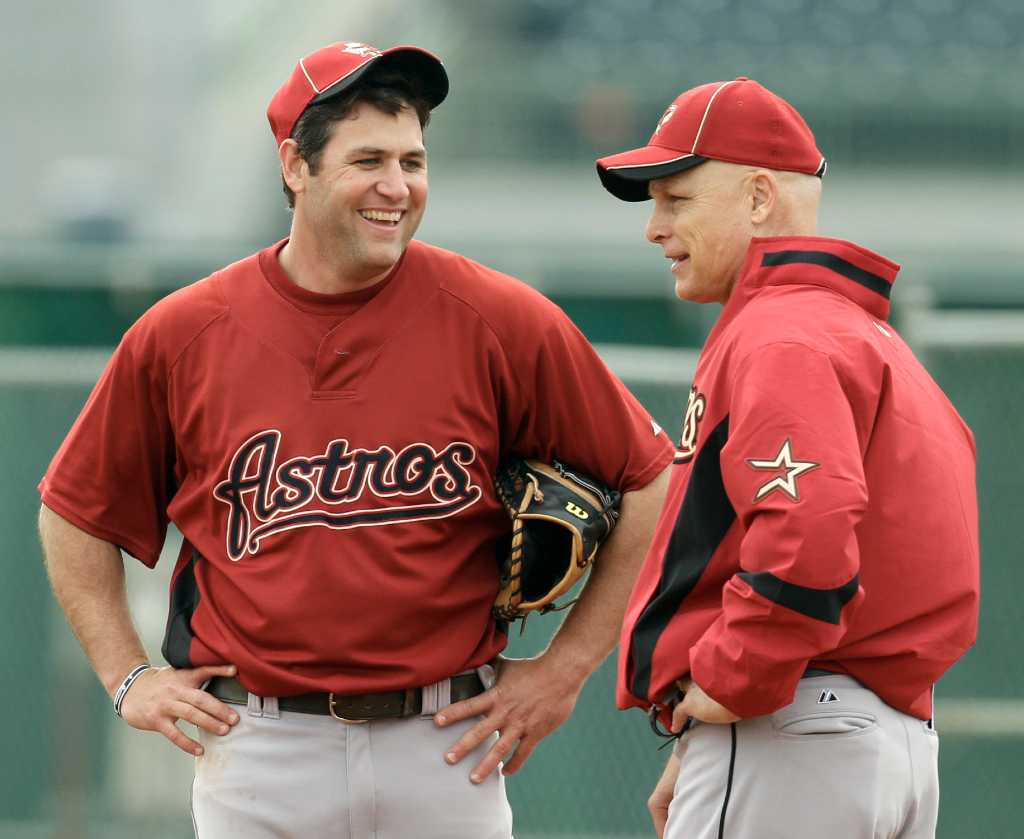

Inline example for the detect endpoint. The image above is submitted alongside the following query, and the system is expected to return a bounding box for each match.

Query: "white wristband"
[113,664,152,717]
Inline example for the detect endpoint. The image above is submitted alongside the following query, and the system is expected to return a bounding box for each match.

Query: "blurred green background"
[2,1,1022,837]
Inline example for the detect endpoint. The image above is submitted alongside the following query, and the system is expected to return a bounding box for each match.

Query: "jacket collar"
[730,236,900,322]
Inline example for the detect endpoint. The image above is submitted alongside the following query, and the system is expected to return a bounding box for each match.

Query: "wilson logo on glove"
[493,459,621,624]
[565,502,590,520]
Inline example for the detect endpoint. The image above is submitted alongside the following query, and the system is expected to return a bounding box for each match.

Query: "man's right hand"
[118,664,241,756]
[649,752,680,838]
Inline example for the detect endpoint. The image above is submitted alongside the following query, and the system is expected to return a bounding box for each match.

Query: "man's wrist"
[539,644,602,688]
[100,654,151,697]
[111,662,152,716]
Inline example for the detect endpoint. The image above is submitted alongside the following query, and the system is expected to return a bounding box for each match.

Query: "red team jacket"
[41,239,673,697]
[619,236,980,722]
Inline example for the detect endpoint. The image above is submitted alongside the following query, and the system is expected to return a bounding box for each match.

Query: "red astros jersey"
[41,239,673,697]
[618,236,979,721]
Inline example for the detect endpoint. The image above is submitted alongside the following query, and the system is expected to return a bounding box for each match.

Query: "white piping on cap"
[691,80,739,154]
[298,55,375,98]
[298,57,321,93]
[604,153,696,171]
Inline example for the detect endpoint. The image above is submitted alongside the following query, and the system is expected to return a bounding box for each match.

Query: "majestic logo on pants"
[213,430,482,561]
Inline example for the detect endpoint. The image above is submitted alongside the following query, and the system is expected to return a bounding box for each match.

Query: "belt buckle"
[328,692,369,724]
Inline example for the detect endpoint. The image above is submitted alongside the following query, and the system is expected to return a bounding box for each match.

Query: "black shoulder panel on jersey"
[738,571,860,625]
[161,550,200,668]
[628,415,735,703]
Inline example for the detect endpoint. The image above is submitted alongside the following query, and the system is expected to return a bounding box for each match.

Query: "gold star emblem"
[746,438,820,503]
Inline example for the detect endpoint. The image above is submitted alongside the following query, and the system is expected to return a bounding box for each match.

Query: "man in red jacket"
[596,78,979,839]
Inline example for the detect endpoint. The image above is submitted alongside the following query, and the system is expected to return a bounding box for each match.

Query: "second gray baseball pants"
[665,674,939,839]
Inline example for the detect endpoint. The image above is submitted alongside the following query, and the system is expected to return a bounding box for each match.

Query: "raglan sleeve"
[496,292,674,492]
[688,341,868,717]
[39,314,177,568]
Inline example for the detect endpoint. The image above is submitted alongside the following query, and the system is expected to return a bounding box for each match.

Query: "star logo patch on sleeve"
[745,438,820,503]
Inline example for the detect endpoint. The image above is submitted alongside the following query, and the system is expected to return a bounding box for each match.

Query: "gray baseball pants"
[666,674,939,839]
[191,682,513,838]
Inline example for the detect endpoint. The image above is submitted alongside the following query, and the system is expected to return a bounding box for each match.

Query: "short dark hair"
[282,71,433,209]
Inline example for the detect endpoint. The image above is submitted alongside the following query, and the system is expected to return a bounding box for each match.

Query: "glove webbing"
[495,473,580,631]
[495,473,538,622]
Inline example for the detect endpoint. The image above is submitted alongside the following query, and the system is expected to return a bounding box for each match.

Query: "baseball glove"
[493,459,622,623]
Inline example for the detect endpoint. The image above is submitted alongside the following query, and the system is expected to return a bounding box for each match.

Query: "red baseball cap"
[267,41,449,147]
[596,77,826,202]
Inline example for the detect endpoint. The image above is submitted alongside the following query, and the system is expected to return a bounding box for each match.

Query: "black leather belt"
[207,673,485,722]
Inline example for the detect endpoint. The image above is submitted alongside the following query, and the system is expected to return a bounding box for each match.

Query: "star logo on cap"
[653,104,677,136]
[341,42,382,58]
[746,438,820,503]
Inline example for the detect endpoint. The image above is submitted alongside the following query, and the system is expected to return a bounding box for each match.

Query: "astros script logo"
[675,386,706,464]
[213,430,482,561]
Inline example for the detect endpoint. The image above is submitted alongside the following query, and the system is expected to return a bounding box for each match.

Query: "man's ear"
[279,139,307,198]
[749,170,778,225]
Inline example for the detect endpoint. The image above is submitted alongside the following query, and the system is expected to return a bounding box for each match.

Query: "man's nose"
[376,161,410,201]
[645,208,668,244]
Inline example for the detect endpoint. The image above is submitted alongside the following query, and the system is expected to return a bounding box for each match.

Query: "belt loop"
[419,678,452,717]
[420,682,438,717]
[262,696,280,719]
[246,692,263,718]
[476,664,497,691]
[437,677,452,709]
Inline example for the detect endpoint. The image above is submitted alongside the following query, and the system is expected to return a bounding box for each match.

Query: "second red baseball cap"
[596,77,826,202]
[267,41,449,147]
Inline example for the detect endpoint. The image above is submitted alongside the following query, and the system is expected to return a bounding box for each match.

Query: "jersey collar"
[733,236,900,322]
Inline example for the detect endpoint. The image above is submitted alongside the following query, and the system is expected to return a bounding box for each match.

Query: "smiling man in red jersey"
[596,78,979,839]
[37,42,674,838]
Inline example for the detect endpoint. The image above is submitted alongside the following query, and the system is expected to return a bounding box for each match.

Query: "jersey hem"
[39,489,160,568]
[621,446,674,494]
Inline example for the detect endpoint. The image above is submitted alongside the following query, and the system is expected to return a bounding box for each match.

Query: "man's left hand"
[435,656,583,783]
[671,678,740,732]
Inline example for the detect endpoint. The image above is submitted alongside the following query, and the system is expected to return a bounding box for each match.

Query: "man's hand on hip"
[119,664,241,756]
[672,677,740,732]
[434,656,583,783]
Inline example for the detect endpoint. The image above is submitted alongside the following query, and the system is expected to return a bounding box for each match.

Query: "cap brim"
[311,46,449,110]
[596,146,708,202]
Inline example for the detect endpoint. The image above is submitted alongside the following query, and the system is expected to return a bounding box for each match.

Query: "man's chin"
[675,275,725,305]
[674,279,704,303]
[363,241,408,273]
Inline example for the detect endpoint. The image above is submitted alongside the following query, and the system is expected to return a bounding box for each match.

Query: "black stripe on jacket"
[738,571,860,625]
[629,416,736,702]
[761,250,891,299]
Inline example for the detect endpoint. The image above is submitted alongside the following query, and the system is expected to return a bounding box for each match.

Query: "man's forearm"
[38,504,149,697]
[544,465,671,680]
